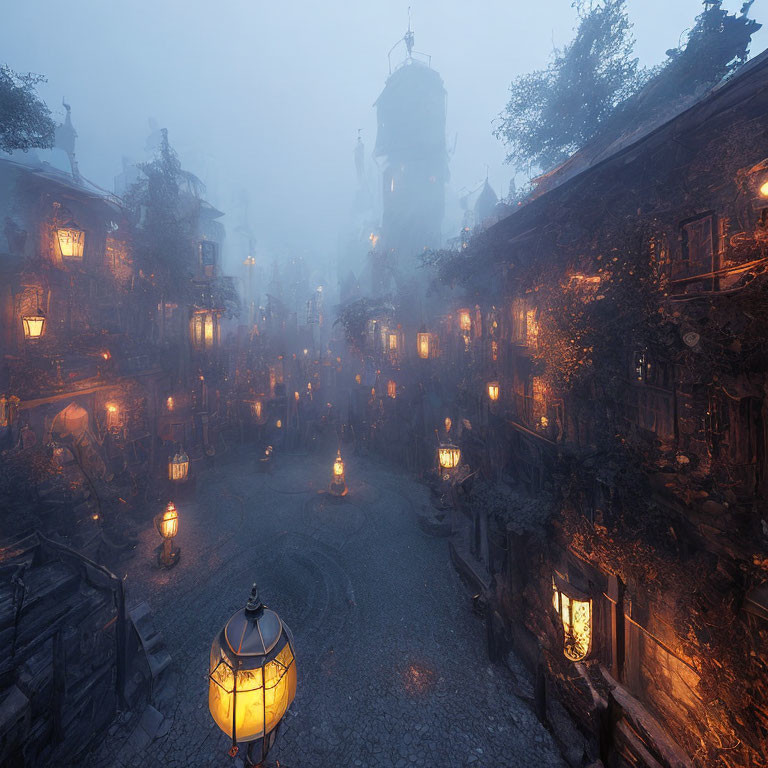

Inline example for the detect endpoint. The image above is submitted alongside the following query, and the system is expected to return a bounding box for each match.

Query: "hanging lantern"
[438,443,461,474]
[552,577,592,662]
[57,223,85,261]
[458,309,471,332]
[22,308,46,340]
[168,449,190,482]
[208,584,297,765]
[487,381,500,402]
[329,449,347,496]
[387,380,397,399]
[155,501,180,567]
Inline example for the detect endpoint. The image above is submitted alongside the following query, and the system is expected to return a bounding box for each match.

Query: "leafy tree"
[496,1,760,176]
[494,0,644,173]
[0,65,55,153]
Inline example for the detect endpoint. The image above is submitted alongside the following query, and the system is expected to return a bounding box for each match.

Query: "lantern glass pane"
[57,228,85,260]
[204,314,214,347]
[23,315,46,339]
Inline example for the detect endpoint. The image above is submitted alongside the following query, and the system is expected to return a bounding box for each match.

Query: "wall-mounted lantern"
[22,309,46,340]
[208,584,297,766]
[487,382,500,402]
[57,222,85,261]
[552,574,592,662]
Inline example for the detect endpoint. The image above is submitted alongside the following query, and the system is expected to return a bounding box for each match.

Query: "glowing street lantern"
[760,180,768,197]
[276,419,282,429]
[552,580,591,661]
[387,380,396,399]
[329,449,347,496]
[166,396,175,412]
[208,584,297,765]
[22,309,46,340]
[438,443,461,474]
[168,449,190,482]
[487,382,500,402]
[57,225,85,261]
[155,501,180,567]
[388,333,398,351]
[458,309,471,332]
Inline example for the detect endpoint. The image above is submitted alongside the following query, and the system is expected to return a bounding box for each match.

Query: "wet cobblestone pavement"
[87,449,565,768]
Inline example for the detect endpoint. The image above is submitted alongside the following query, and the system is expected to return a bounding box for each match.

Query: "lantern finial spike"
[245,583,264,616]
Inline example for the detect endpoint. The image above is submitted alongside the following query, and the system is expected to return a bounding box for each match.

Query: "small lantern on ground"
[208,584,297,766]
[155,501,180,568]
[168,448,190,482]
[487,381,500,402]
[329,449,348,497]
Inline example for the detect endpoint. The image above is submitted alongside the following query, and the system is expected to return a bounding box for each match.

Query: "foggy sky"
[2,0,765,274]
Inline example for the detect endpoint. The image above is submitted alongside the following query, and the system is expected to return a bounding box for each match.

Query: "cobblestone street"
[88,448,565,768]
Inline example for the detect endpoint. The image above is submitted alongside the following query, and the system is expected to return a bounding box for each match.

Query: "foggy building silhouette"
[373,25,448,276]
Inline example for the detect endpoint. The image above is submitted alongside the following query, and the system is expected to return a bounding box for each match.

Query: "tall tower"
[374,21,448,270]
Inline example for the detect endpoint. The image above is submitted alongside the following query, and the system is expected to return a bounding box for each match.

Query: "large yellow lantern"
[155,501,180,567]
[329,449,347,497]
[487,381,500,402]
[438,443,461,474]
[208,584,297,765]
[57,225,85,261]
[22,309,46,340]
[552,577,592,662]
[168,449,190,482]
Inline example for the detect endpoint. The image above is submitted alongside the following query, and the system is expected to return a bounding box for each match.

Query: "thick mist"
[1,0,763,276]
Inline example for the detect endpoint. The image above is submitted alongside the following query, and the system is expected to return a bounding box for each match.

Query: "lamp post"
[208,584,297,767]
[155,501,180,568]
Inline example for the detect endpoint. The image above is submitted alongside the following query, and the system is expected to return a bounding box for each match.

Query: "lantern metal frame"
[208,584,297,766]
[437,442,462,478]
